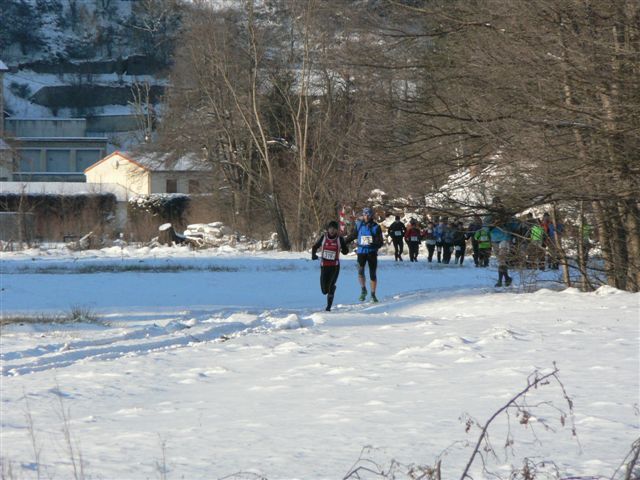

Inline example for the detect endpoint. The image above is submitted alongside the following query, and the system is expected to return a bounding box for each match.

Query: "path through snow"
[1,251,638,479]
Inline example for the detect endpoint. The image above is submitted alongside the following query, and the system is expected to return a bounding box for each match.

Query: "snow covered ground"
[1,245,638,479]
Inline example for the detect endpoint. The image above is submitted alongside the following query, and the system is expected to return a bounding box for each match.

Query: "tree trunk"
[268,189,291,250]
[158,224,185,245]
[622,199,640,291]
[610,201,629,290]
[592,200,618,288]
[551,204,571,287]
[576,201,593,291]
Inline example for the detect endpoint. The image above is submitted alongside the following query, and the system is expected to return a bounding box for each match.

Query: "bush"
[9,81,32,99]
[128,194,190,221]
[0,0,44,53]
[126,194,190,241]
[0,193,117,242]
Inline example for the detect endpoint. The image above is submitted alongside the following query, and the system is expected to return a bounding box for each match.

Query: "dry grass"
[1,306,102,327]
[15,264,239,274]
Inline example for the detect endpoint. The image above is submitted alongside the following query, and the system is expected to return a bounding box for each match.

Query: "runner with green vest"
[531,224,544,242]
[474,226,491,267]
[580,222,593,264]
[528,221,546,270]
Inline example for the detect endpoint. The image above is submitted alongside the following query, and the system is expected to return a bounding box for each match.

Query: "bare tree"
[129,81,155,144]
[334,0,640,291]
[125,0,183,64]
[159,0,638,273]
[160,0,375,248]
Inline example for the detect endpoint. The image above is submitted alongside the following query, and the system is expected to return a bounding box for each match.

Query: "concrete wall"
[12,137,107,181]
[31,85,164,109]
[86,115,140,133]
[5,118,87,137]
[149,171,210,194]
[0,70,4,137]
[151,172,186,194]
[0,149,13,181]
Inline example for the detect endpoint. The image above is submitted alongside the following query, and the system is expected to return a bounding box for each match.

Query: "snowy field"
[1,245,638,479]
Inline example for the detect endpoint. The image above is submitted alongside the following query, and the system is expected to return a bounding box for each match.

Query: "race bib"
[455,246,462,251]
[394,231,402,236]
[360,235,373,246]
[410,236,418,242]
[426,239,436,245]
[322,250,337,260]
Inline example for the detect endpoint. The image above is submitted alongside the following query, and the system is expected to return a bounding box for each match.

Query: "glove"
[312,254,319,260]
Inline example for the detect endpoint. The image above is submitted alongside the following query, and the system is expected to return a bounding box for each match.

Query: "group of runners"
[387,213,567,269]
[311,207,383,311]
[311,206,568,311]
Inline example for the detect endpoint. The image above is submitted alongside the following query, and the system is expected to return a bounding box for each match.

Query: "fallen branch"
[460,364,574,480]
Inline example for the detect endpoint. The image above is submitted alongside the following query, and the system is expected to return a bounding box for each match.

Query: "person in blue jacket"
[442,221,455,264]
[345,207,384,302]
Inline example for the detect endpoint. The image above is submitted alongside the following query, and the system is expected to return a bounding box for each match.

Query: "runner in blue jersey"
[345,207,384,302]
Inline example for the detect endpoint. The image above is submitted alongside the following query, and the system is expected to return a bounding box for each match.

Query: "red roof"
[83,151,149,173]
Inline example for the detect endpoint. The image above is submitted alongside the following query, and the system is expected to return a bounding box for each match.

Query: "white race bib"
[426,239,436,245]
[394,231,402,236]
[410,236,418,242]
[455,246,462,251]
[322,250,337,260]
[360,235,372,246]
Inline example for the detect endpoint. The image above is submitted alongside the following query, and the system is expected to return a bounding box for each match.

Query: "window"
[188,179,200,193]
[166,179,177,193]
[18,149,42,172]
[17,151,37,172]
[76,149,102,171]
[46,150,71,172]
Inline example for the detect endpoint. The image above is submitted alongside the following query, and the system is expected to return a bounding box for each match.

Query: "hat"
[326,220,339,230]
[362,207,374,216]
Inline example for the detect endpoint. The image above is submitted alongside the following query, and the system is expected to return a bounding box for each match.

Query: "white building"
[84,150,213,196]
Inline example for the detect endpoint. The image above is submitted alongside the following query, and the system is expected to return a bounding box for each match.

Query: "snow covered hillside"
[1,0,175,128]
[1,247,638,479]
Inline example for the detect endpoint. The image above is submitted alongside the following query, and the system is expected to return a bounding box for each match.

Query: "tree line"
[158,0,639,292]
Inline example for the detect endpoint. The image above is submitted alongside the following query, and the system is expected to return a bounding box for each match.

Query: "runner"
[404,218,422,262]
[474,224,492,267]
[452,221,467,265]
[387,215,406,261]
[423,221,437,262]
[345,207,384,302]
[311,221,349,311]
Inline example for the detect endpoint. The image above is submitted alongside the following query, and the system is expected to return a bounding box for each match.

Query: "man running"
[387,215,406,261]
[423,221,437,262]
[311,221,349,311]
[404,218,422,262]
[345,207,384,302]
